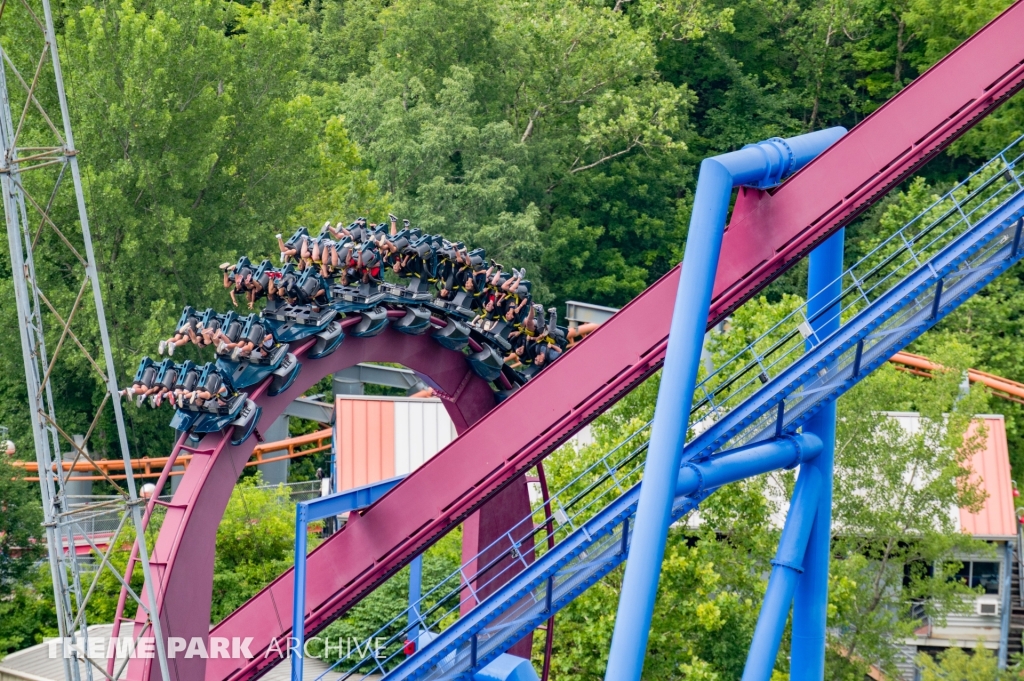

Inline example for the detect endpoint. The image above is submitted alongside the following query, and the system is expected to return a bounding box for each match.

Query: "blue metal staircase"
[318,135,1024,681]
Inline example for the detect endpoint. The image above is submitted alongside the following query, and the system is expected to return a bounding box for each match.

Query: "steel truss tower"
[0,2,170,680]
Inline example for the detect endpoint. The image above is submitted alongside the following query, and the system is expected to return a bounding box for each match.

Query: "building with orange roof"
[885,413,1020,678]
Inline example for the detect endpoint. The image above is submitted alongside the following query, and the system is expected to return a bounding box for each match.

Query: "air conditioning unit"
[976,598,1001,617]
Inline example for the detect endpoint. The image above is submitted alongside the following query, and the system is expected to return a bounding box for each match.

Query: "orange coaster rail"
[8,428,333,482]
[889,351,1024,405]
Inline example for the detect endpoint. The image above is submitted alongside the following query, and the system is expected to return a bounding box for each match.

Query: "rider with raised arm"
[220,257,260,308]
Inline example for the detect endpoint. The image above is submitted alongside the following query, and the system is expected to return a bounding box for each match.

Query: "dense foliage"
[0,474,306,657]
[0,460,47,653]
[3,0,1023,460]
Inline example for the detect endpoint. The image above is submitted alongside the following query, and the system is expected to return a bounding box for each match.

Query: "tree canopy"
[0,0,1021,460]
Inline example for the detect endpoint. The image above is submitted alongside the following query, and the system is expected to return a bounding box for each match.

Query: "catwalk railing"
[304,421,652,679]
[305,132,1024,680]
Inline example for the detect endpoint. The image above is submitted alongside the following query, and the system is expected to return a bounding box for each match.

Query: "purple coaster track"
[121,325,498,681]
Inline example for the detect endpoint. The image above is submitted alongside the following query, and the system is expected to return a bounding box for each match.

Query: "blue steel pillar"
[291,505,309,681]
[742,466,822,681]
[790,228,844,680]
[291,476,405,681]
[604,128,846,681]
[408,555,423,642]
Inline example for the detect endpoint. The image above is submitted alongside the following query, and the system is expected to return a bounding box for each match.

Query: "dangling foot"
[158,340,166,355]
[217,341,228,354]
[167,342,175,356]
[231,347,243,361]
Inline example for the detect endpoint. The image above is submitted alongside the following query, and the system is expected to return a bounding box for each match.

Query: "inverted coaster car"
[217,343,293,391]
[195,393,260,440]
[379,281,432,304]
[168,364,262,445]
[431,318,471,351]
[267,352,301,396]
[308,320,344,359]
[171,394,261,446]
[429,291,476,320]
[467,344,505,382]
[350,306,390,338]
[131,356,158,386]
[392,306,432,335]
[262,299,338,343]
[331,282,386,308]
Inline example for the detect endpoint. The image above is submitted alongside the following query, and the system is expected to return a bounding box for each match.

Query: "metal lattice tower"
[0,2,170,680]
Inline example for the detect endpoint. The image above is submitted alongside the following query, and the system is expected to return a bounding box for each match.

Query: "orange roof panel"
[960,416,1017,540]
[335,397,395,490]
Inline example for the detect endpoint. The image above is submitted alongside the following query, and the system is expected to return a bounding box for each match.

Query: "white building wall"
[393,399,458,475]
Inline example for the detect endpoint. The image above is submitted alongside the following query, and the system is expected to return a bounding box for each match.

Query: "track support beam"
[790,228,844,680]
[604,129,846,681]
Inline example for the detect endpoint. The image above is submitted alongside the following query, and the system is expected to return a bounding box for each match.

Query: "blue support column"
[605,128,846,681]
[790,228,844,681]
[408,554,423,642]
[291,476,406,681]
[603,157,731,681]
[291,505,309,681]
[742,466,822,681]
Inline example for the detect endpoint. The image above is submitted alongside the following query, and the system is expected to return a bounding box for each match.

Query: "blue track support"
[474,655,541,681]
[791,228,844,680]
[676,434,822,497]
[383,436,821,681]
[605,127,846,681]
[292,504,309,681]
[408,555,423,643]
[742,466,822,681]
[292,475,406,681]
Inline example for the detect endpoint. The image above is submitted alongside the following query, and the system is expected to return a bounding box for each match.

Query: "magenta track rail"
[120,3,1024,679]
[122,328,497,681]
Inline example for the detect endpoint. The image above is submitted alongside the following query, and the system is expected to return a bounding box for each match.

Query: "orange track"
[889,351,1024,405]
[10,428,332,482]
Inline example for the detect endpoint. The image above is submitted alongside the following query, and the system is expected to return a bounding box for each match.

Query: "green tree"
[0,0,385,463]
[0,459,46,654]
[317,0,699,307]
[918,644,1012,681]
[210,475,311,620]
[823,343,989,679]
[319,528,463,671]
[20,474,309,629]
